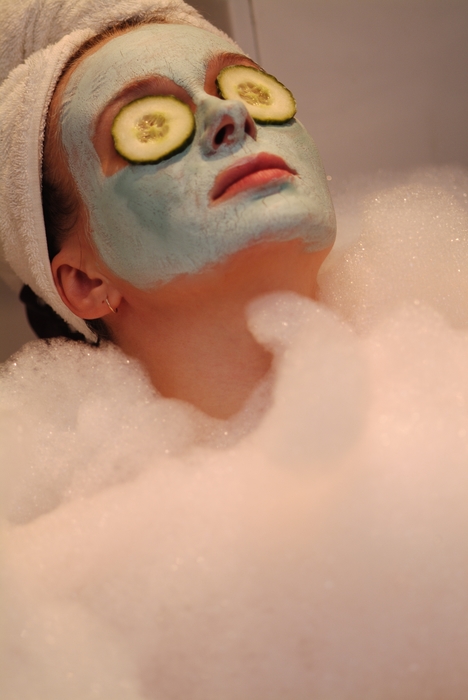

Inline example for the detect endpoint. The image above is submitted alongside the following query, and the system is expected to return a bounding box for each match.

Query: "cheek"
[258,122,323,173]
[122,161,216,233]
[87,165,192,243]
[81,163,214,287]
[113,170,185,229]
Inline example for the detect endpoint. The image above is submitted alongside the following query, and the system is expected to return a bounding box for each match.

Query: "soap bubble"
[1,166,468,699]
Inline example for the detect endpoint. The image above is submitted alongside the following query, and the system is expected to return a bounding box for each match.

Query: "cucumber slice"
[216,65,296,125]
[111,95,195,164]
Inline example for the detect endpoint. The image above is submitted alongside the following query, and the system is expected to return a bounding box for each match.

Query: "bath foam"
[1,166,468,699]
[320,165,468,331]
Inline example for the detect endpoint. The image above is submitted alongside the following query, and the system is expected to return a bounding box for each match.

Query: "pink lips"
[210,153,297,204]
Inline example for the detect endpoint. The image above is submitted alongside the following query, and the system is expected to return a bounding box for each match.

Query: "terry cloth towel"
[0,0,236,341]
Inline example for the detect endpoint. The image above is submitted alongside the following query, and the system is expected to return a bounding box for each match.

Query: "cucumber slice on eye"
[216,65,296,125]
[111,95,195,164]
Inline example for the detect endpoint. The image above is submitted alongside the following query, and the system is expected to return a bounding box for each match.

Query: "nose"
[198,96,257,156]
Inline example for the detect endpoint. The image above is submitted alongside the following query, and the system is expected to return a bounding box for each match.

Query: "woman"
[0,0,335,419]
[3,4,468,698]
[0,5,339,695]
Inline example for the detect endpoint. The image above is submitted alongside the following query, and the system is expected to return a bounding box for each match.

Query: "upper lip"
[210,152,297,203]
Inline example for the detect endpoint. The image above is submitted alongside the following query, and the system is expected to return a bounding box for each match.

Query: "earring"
[105,297,118,314]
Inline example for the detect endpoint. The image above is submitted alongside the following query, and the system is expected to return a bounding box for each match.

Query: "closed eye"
[94,77,195,176]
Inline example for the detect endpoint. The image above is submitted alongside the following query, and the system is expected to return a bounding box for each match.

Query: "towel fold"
[0,0,234,341]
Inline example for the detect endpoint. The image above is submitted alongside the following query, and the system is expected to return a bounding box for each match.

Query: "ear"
[51,237,121,319]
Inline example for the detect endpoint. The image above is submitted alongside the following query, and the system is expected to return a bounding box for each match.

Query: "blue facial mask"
[61,24,336,287]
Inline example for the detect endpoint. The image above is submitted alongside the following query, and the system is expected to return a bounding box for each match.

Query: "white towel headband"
[0,0,237,341]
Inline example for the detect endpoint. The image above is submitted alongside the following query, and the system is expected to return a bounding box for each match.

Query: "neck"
[109,239,330,419]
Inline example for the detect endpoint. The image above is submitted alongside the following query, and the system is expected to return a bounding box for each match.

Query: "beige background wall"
[1,0,467,361]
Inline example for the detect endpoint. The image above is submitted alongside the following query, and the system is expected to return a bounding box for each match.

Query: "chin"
[228,188,336,256]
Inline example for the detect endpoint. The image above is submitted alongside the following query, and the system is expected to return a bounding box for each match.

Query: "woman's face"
[60,23,336,288]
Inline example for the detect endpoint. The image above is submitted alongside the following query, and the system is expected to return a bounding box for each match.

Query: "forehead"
[64,24,245,106]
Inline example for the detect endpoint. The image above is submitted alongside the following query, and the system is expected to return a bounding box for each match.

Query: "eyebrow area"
[204,51,262,96]
[98,51,259,117]
[96,50,260,132]
[98,75,195,123]
[92,51,262,176]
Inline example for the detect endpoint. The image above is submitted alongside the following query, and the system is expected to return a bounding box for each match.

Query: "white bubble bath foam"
[1,166,468,699]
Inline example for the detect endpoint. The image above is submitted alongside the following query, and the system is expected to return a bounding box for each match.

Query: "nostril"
[214,123,235,146]
[245,118,256,139]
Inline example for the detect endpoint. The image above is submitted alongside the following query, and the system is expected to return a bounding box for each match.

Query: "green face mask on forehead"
[61,23,335,288]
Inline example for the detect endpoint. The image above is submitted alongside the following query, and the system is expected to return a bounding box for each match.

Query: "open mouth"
[210,152,297,204]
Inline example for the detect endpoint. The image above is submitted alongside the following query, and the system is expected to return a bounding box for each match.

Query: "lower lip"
[215,168,294,203]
